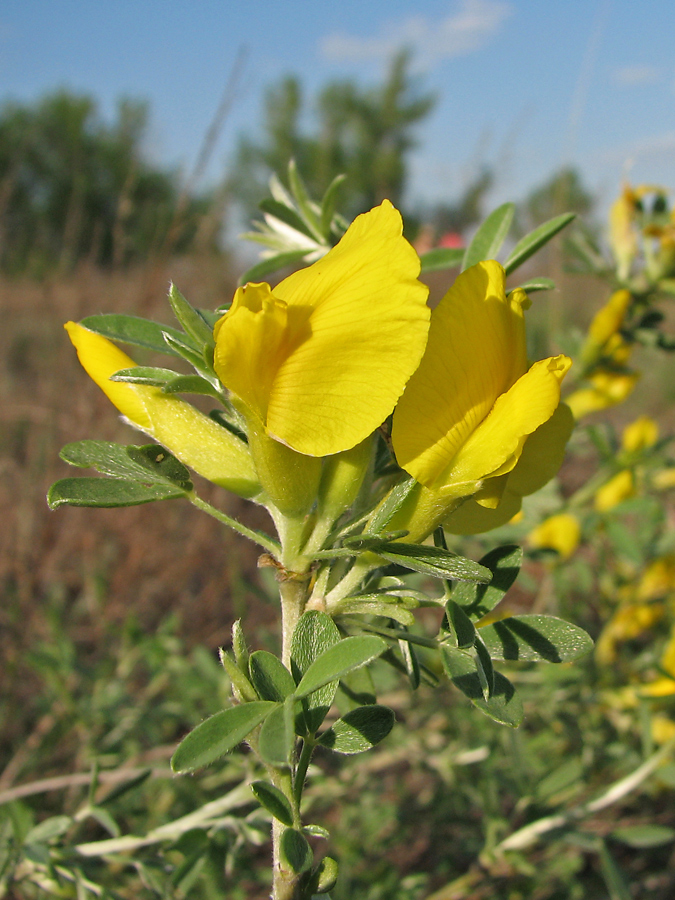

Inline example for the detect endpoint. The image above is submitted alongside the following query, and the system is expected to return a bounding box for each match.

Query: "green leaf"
[513,277,556,293]
[477,615,594,663]
[280,827,313,874]
[25,816,72,844]
[126,444,193,490]
[311,856,339,894]
[376,542,491,583]
[336,667,377,712]
[288,159,323,240]
[109,366,180,386]
[238,250,309,287]
[503,212,576,275]
[369,478,416,533]
[611,824,675,848]
[440,647,523,726]
[598,840,632,900]
[320,174,347,240]
[249,651,296,702]
[161,374,222,399]
[452,545,522,619]
[162,331,212,374]
[446,600,476,649]
[250,781,294,827]
[399,631,421,689]
[258,702,295,767]
[318,705,395,754]
[291,611,341,734]
[168,284,215,349]
[462,202,515,271]
[259,198,316,240]
[60,440,157,479]
[47,477,185,509]
[79,313,185,356]
[332,595,416,626]
[296,636,387,699]
[474,635,495,700]
[171,701,276,773]
[419,247,464,273]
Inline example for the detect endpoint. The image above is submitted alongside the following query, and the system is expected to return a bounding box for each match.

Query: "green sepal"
[250,781,294,827]
[295,636,387,699]
[419,246,464,273]
[47,477,185,509]
[318,705,395,754]
[79,313,185,356]
[280,827,313,874]
[462,202,514,271]
[232,619,249,672]
[291,612,341,735]
[168,284,215,349]
[171,701,276,772]
[452,545,522,619]
[503,212,576,275]
[477,615,593,663]
[249,651,296,702]
[440,647,523,726]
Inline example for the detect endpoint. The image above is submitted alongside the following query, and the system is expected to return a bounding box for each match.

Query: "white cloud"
[612,64,660,87]
[320,0,513,65]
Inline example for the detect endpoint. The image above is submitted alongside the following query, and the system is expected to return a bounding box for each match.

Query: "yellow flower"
[390,261,572,538]
[594,469,634,512]
[580,289,631,364]
[622,415,659,453]
[651,715,675,745]
[595,602,664,665]
[528,513,581,559]
[213,201,430,459]
[565,369,639,419]
[652,467,675,491]
[65,322,260,499]
[637,556,675,602]
[609,185,639,280]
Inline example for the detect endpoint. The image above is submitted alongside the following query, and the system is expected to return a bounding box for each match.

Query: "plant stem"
[189,493,280,555]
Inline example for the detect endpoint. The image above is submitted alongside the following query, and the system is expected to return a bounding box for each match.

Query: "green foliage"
[230,51,435,225]
[0,91,213,274]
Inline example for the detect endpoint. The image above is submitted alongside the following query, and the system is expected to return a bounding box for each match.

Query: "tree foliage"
[0,91,213,275]
[230,51,436,222]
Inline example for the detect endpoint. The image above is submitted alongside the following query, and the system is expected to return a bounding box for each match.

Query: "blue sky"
[2,0,674,219]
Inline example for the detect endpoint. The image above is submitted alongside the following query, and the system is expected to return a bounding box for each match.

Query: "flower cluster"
[66,201,572,545]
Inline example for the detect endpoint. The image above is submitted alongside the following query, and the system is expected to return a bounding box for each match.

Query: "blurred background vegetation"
[2,50,675,900]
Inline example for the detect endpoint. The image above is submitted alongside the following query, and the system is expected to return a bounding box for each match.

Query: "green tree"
[230,51,436,222]
[0,90,213,275]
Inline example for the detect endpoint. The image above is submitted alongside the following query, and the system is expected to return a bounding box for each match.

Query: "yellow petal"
[622,415,659,453]
[443,489,523,535]
[436,355,571,494]
[392,260,528,486]
[594,469,634,512]
[587,289,631,346]
[528,513,581,559]
[65,321,151,429]
[213,282,291,426]
[65,322,260,497]
[506,403,574,497]
[214,201,430,457]
[565,370,639,419]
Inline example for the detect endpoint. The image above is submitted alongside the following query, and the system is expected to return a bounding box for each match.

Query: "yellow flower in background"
[651,715,675,745]
[580,289,631,365]
[390,261,571,538]
[637,556,675,602]
[565,369,639,419]
[640,627,675,698]
[594,469,635,512]
[65,322,260,499]
[528,512,581,559]
[622,415,659,453]
[595,601,665,665]
[609,185,640,280]
[213,201,430,458]
[652,467,675,491]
